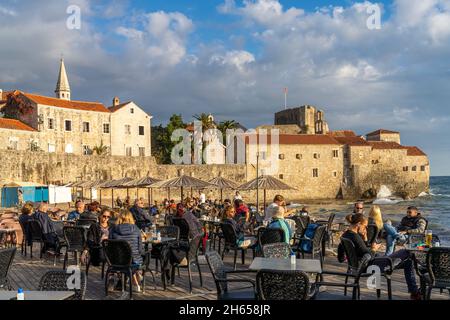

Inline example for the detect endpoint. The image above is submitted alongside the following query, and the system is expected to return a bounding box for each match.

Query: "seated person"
[384,206,427,255]
[19,202,35,246]
[79,202,99,221]
[109,210,145,292]
[368,205,384,243]
[129,199,152,230]
[223,206,256,248]
[268,206,293,245]
[177,201,203,239]
[234,199,250,224]
[150,201,160,216]
[116,197,124,208]
[68,200,87,221]
[298,206,310,217]
[32,202,61,253]
[338,213,422,300]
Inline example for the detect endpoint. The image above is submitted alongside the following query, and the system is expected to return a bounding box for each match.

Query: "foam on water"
[373,198,403,205]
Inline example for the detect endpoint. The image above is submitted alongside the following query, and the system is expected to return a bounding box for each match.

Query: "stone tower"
[55,58,71,101]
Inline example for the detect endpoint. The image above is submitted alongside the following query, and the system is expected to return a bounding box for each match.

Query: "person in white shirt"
[264,195,284,222]
[233,191,242,202]
[199,191,206,204]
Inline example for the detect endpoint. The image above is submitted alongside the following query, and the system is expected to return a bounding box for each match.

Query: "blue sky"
[0,0,450,175]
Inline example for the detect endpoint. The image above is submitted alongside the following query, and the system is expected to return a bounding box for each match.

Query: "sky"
[0,0,450,175]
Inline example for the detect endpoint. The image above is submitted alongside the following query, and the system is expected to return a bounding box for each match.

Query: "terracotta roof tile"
[404,146,427,156]
[367,129,399,136]
[334,136,371,146]
[108,101,131,113]
[22,93,110,113]
[368,141,427,156]
[329,130,356,137]
[246,134,341,145]
[0,118,36,131]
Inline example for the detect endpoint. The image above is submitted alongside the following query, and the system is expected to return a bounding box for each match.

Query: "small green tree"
[93,140,108,155]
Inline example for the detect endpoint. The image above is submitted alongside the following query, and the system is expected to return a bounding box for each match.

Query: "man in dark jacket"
[32,202,60,253]
[129,199,152,230]
[384,206,427,255]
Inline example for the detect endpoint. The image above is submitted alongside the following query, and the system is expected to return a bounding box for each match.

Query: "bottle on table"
[290,253,296,269]
[17,288,24,300]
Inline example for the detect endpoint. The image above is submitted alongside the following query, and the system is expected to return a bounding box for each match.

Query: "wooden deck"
[6,245,449,300]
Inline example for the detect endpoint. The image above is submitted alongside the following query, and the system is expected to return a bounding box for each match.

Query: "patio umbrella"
[123,176,161,206]
[208,177,238,201]
[150,175,212,202]
[100,177,134,208]
[237,175,296,210]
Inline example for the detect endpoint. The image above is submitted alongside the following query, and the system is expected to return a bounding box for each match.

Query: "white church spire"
[55,58,71,100]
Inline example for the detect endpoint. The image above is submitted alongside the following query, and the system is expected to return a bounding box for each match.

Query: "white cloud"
[210,50,255,72]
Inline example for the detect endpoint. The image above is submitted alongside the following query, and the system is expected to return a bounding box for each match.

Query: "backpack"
[299,223,319,253]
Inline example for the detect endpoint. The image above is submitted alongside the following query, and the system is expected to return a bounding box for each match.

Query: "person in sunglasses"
[383,206,427,255]
[353,201,365,214]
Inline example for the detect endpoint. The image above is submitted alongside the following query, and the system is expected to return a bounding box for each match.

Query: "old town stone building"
[0,59,152,157]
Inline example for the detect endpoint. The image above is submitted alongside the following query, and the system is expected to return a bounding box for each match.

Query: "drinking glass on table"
[425,230,433,247]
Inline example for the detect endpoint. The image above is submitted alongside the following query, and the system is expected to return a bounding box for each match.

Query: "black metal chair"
[205,250,256,300]
[256,269,311,300]
[63,226,86,270]
[103,239,148,300]
[27,219,46,259]
[76,219,97,228]
[0,247,16,290]
[316,238,395,300]
[169,235,203,293]
[38,270,87,300]
[295,225,327,264]
[290,216,310,240]
[315,213,336,251]
[172,218,190,241]
[419,247,450,300]
[220,223,255,270]
[18,219,29,256]
[262,242,291,259]
[258,228,284,246]
[151,225,180,272]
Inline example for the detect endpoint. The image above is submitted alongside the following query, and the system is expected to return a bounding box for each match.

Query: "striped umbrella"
[150,175,213,201]
[208,177,238,201]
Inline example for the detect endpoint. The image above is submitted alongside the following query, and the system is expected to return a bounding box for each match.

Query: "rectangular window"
[103,123,110,134]
[421,166,426,172]
[126,147,132,156]
[333,150,339,158]
[83,145,91,155]
[82,122,90,133]
[403,166,409,172]
[139,126,145,136]
[65,120,72,132]
[278,154,285,160]
[279,174,284,179]
[296,154,302,160]
[313,153,320,159]
[412,166,417,172]
[48,144,56,153]
[9,138,18,150]
[313,168,319,178]
[333,171,337,177]
[139,147,145,157]
[48,118,55,130]
[130,108,134,114]
[125,125,131,135]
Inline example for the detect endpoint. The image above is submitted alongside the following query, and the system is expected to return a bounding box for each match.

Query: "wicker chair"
[0,247,16,290]
[256,269,311,300]
[27,219,46,259]
[295,225,327,263]
[172,218,190,241]
[169,235,203,294]
[38,270,86,300]
[315,213,336,251]
[103,239,148,300]
[151,226,180,272]
[316,238,396,300]
[420,247,450,300]
[220,223,255,270]
[262,242,291,259]
[205,250,256,300]
[63,226,86,270]
[258,228,284,246]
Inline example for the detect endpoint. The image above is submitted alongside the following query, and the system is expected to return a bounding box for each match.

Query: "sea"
[291,176,450,246]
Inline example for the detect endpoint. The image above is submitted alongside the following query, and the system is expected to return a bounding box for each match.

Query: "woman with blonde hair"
[368,205,384,231]
[109,209,144,292]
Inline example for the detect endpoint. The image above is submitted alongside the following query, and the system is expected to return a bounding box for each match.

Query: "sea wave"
[373,198,403,205]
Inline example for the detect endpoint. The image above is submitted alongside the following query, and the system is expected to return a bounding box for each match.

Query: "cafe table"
[144,237,177,244]
[249,257,322,274]
[0,291,75,300]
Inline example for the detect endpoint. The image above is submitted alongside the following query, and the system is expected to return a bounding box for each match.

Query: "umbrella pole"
[136,187,139,201]
[221,189,223,202]
[148,188,151,208]
[127,188,129,200]
[264,189,267,212]
[191,187,193,198]
[99,188,102,206]
[181,186,184,202]
[168,188,170,200]
[90,188,93,203]
[112,188,114,209]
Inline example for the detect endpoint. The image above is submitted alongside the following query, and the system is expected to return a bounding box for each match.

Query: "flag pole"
[284,87,288,110]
